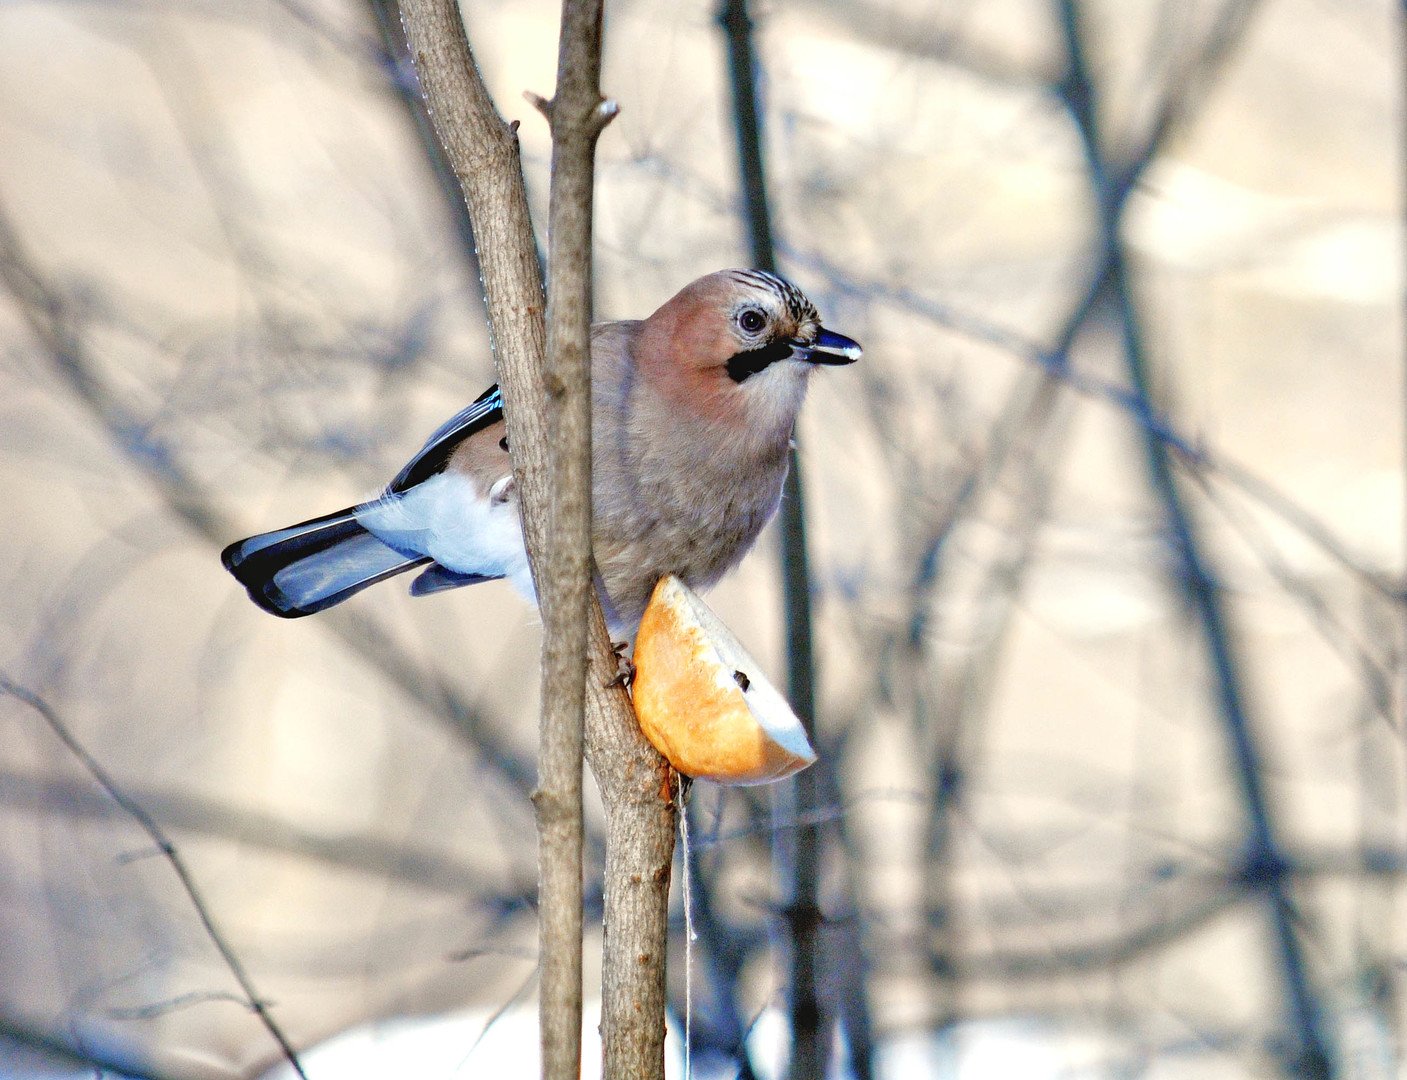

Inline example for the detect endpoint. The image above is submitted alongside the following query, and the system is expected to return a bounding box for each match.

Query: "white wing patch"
[358,473,534,601]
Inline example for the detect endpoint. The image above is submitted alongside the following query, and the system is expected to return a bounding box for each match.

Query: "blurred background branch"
[1055,1,1333,1073]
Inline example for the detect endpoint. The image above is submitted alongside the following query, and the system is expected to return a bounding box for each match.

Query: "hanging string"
[675,773,696,1080]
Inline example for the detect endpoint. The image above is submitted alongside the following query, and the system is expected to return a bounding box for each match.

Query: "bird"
[221,268,861,635]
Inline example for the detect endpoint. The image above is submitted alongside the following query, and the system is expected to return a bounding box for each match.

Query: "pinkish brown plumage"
[223,269,862,634]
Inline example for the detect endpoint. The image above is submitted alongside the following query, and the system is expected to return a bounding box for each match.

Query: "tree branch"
[395,4,676,1076]
[717,1,850,1075]
[529,1,619,1075]
[0,674,307,1079]
[1054,2,1334,1075]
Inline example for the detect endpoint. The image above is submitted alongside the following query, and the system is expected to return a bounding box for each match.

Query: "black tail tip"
[222,538,315,618]
[221,538,249,573]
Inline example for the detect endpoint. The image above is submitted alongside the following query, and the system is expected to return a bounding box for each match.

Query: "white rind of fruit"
[631,575,817,786]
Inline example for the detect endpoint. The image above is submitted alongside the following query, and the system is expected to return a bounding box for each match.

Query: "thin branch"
[0,769,486,895]
[530,0,618,1075]
[365,0,485,282]
[680,796,763,1079]
[1054,2,1334,1075]
[394,5,676,1077]
[0,674,307,1079]
[716,1,842,1076]
[0,195,542,811]
[0,1016,170,1080]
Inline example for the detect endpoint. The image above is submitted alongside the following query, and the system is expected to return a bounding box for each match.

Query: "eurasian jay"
[222,269,861,635]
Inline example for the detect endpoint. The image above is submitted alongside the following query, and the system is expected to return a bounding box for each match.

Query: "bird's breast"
[592,434,790,633]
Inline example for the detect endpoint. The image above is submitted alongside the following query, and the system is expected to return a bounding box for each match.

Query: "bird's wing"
[387,384,504,494]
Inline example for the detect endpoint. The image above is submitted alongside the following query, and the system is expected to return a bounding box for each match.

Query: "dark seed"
[499,436,509,451]
[733,670,750,691]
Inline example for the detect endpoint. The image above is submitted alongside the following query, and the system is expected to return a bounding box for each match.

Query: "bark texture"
[397,3,677,1076]
[531,0,612,1075]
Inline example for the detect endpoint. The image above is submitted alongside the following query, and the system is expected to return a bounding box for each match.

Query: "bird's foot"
[606,640,635,688]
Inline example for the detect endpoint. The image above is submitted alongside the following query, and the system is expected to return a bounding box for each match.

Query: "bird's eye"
[738,308,766,334]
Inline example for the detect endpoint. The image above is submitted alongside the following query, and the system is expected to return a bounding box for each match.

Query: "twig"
[1054,2,1334,1075]
[0,195,542,812]
[0,768,487,894]
[0,1015,172,1080]
[528,1,618,1075]
[716,1,842,1077]
[365,0,485,280]
[0,674,307,1078]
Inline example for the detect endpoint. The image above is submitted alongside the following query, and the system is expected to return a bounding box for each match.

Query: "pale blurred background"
[0,0,1401,1077]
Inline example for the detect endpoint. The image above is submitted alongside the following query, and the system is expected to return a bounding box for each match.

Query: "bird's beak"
[791,327,862,366]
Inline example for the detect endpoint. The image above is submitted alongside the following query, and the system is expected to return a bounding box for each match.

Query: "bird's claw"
[606,641,635,688]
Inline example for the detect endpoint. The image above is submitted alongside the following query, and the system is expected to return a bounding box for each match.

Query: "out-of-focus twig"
[717,0,857,1075]
[0,1015,172,1080]
[365,0,483,277]
[0,769,487,895]
[680,797,764,1079]
[1054,2,1334,1074]
[791,236,1400,604]
[0,197,542,808]
[0,674,307,1078]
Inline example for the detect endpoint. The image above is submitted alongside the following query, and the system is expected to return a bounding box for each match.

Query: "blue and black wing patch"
[388,384,504,494]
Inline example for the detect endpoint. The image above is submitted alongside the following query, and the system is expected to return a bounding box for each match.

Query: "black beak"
[792,327,862,366]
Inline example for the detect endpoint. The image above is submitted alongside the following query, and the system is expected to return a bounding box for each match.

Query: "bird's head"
[639,269,861,433]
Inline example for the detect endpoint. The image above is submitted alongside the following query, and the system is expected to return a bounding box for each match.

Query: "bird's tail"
[221,506,429,618]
